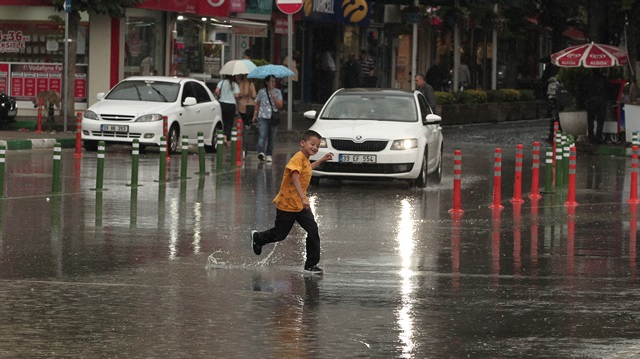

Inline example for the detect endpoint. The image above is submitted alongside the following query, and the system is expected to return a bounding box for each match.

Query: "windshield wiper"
[150,86,168,102]
[132,84,142,100]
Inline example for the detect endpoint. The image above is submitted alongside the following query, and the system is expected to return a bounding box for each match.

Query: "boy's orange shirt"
[273,151,312,212]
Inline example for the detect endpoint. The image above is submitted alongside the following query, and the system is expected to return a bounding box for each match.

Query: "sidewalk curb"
[0,137,76,150]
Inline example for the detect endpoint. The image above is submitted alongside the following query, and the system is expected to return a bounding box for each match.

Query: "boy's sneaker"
[250,230,262,255]
[265,155,272,162]
[304,265,323,274]
[257,153,265,161]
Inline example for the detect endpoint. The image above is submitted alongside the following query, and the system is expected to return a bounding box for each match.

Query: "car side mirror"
[96,93,105,101]
[425,113,442,125]
[303,110,317,120]
[183,97,197,106]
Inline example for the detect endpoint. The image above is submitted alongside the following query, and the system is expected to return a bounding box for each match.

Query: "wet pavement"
[2,119,640,358]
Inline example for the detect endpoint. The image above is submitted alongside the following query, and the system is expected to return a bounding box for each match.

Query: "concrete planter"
[559,110,588,138]
[439,101,541,125]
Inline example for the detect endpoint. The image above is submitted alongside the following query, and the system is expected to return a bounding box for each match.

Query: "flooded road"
[1,120,640,358]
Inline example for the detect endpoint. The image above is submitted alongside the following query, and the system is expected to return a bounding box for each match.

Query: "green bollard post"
[196,131,208,175]
[0,145,5,197]
[542,147,554,193]
[555,139,563,188]
[128,139,140,187]
[51,142,62,193]
[157,136,167,183]
[92,141,106,191]
[180,135,190,180]
[216,129,224,173]
[230,127,237,166]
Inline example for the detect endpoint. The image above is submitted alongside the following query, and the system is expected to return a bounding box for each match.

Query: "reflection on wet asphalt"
[2,119,640,357]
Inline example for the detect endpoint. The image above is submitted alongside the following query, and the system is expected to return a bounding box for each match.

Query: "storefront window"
[124,9,165,77]
[0,20,88,64]
[173,17,205,77]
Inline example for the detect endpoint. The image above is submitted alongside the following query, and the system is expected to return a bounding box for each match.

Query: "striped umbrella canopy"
[550,42,628,68]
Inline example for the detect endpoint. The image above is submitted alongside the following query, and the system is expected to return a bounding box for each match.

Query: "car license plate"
[101,124,129,132]
[339,154,376,163]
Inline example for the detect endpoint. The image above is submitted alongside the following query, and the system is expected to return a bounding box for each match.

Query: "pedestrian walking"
[214,75,241,146]
[414,73,436,110]
[583,69,609,144]
[546,75,562,141]
[236,74,256,126]
[342,53,362,88]
[252,75,283,162]
[360,50,375,87]
[250,130,334,274]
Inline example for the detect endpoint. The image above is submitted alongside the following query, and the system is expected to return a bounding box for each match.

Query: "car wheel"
[83,140,98,152]
[167,125,179,154]
[427,144,443,184]
[205,123,223,153]
[411,150,428,189]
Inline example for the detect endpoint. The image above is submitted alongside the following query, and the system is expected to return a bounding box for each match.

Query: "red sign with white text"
[3,63,86,102]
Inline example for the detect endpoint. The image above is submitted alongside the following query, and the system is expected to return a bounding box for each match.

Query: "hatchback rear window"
[105,81,180,103]
[322,94,417,122]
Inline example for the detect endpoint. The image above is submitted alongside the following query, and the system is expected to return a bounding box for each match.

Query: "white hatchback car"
[82,76,223,153]
[304,89,443,188]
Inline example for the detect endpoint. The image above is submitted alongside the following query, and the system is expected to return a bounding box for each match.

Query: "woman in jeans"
[214,75,240,146]
[252,75,283,162]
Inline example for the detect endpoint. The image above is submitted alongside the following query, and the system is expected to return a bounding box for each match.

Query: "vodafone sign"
[276,0,303,15]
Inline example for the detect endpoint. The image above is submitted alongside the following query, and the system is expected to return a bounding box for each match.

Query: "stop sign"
[276,0,303,14]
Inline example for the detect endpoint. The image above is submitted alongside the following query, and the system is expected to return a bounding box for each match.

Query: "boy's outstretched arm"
[311,152,333,170]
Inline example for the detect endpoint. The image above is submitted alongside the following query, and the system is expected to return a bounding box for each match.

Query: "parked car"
[304,88,443,188]
[82,76,223,153]
[0,92,17,123]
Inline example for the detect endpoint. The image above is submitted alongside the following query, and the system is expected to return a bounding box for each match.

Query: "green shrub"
[498,89,521,102]
[436,91,456,105]
[557,67,590,110]
[455,89,487,104]
[519,89,535,101]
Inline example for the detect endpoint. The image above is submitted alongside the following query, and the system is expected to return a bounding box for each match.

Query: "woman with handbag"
[252,75,283,162]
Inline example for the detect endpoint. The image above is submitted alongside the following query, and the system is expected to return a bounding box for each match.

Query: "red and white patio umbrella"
[550,42,629,68]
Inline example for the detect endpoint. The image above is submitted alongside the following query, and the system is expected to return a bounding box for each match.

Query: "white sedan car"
[305,89,443,188]
[82,76,223,153]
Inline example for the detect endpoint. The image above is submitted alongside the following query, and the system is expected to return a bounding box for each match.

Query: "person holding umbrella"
[252,75,283,162]
[214,75,241,147]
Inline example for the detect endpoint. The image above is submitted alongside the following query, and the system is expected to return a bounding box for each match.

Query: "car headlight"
[391,138,418,150]
[84,110,99,120]
[319,137,327,148]
[136,114,164,122]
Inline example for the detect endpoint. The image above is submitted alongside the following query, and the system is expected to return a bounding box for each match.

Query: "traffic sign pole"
[275,0,302,131]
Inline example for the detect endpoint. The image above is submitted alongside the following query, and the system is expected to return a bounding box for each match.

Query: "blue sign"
[64,0,72,13]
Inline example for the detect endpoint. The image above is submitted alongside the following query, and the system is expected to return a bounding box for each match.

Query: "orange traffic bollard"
[74,112,83,157]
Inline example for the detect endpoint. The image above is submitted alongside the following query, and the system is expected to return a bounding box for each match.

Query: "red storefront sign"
[1,63,86,102]
[138,0,230,17]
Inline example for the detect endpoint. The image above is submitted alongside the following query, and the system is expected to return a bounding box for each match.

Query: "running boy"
[250,130,333,274]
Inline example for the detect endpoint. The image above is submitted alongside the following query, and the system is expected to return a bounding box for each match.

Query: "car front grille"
[330,139,388,152]
[100,114,135,121]
[90,131,142,139]
[315,162,413,174]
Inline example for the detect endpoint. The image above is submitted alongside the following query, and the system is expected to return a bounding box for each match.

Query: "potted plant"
[556,67,590,137]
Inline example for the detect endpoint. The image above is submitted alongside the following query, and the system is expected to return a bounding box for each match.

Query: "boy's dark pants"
[254,208,320,268]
